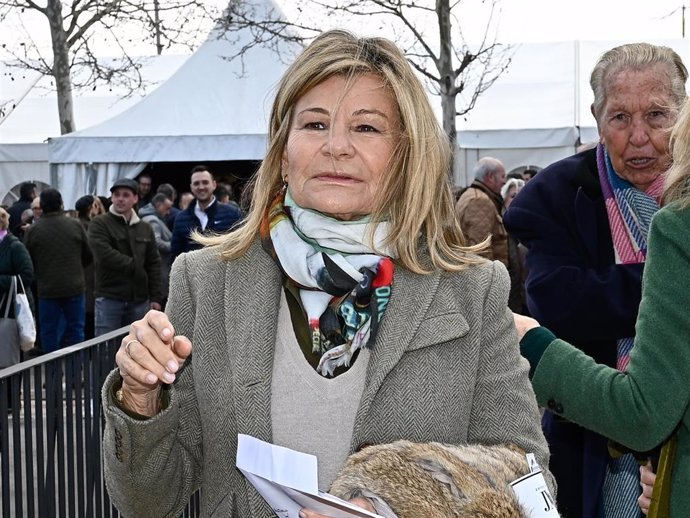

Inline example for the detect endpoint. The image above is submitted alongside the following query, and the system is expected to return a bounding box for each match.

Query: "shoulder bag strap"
[2,275,17,318]
[14,274,26,295]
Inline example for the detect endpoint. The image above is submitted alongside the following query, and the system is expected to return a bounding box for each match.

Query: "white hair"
[501,178,525,199]
[473,157,504,181]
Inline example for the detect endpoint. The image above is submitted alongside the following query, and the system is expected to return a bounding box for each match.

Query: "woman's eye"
[304,121,326,130]
[356,124,379,133]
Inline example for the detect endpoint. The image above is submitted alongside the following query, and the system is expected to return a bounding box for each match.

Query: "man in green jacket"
[89,178,162,337]
[24,188,92,352]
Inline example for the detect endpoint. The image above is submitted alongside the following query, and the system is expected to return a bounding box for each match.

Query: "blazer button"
[547,398,557,410]
[555,403,564,414]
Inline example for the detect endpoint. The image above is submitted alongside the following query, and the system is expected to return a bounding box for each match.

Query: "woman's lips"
[626,157,656,169]
[315,173,360,182]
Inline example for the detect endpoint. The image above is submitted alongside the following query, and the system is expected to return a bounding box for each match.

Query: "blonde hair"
[0,207,8,231]
[590,43,688,123]
[200,29,483,273]
[665,99,690,207]
[92,196,106,216]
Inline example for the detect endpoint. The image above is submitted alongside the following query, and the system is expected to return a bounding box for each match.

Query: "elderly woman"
[102,30,552,518]
[513,96,690,518]
[504,43,687,518]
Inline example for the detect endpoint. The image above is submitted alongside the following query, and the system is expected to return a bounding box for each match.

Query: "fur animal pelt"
[329,441,535,518]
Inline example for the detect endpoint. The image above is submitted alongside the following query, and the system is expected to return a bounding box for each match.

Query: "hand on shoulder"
[512,312,540,341]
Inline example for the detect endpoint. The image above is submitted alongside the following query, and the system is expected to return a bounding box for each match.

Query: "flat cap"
[110,178,139,194]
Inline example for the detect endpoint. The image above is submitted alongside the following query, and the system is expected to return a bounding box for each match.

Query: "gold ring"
[124,339,140,358]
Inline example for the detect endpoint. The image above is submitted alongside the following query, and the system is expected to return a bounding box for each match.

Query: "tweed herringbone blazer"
[102,239,553,518]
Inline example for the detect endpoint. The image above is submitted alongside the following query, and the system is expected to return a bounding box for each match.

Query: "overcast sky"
[1,0,688,56]
[487,0,686,43]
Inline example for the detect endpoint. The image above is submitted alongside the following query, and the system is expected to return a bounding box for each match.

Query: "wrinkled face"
[111,188,138,216]
[484,165,507,195]
[282,74,401,220]
[599,65,675,190]
[190,171,216,205]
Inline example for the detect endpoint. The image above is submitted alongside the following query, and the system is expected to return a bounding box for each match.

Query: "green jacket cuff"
[520,327,557,379]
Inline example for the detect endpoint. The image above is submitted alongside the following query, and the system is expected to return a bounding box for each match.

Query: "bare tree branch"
[2,0,219,133]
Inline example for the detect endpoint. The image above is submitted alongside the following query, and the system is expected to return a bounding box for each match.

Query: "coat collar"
[470,180,503,214]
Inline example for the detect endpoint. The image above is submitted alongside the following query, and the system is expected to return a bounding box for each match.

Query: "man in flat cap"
[88,178,162,336]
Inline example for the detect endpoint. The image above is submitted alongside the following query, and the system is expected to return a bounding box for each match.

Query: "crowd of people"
[1,29,689,518]
[0,169,243,358]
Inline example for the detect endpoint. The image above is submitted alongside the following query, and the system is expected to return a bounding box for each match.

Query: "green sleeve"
[520,326,557,378]
[531,205,690,451]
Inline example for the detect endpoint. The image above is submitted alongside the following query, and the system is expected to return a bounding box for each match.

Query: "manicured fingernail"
[167,360,179,373]
[162,328,172,339]
[163,372,176,383]
[145,373,157,384]
[299,512,306,518]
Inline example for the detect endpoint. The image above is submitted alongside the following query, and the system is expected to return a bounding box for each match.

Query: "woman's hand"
[115,309,192,417]
[638,461,656,515]
[299,497,376,518]
[512,312,541,341]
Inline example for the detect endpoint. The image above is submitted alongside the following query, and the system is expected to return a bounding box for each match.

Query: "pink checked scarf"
[597,143,665,371]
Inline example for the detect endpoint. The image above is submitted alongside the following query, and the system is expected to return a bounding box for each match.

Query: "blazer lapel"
[226,240,282,444]
[351,264,441,450]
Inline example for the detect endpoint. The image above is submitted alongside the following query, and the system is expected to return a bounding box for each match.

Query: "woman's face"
[503,186,518,210]
[599,65,675,191]
[282,73,401,220]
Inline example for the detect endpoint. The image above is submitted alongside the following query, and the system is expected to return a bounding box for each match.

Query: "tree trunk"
[436,0,457,174]
[46,0,76,134]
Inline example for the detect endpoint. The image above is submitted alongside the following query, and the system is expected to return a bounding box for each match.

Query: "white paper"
[236,434,384,518]
[510,470,559,518]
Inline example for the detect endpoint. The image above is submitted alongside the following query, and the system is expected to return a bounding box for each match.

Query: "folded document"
[236,434,384,518]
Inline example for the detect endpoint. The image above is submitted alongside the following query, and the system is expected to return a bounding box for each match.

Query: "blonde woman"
[103,30,552,518]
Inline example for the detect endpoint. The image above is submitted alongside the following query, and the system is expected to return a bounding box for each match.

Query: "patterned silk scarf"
[260,190,395,377]
[597,143,664,518]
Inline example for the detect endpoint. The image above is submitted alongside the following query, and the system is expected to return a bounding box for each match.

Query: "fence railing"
[0,329,201,518]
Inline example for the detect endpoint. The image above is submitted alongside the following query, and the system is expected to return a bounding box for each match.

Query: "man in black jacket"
[24,188,92,352]
[170,165,242,262]
[8,182,37,238]
[89,178,162,337]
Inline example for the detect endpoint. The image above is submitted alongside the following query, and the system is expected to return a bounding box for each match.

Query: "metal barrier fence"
[0,329,201,518]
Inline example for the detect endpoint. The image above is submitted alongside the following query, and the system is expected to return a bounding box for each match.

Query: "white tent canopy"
[49,0,299,208]
[0,55,188,204]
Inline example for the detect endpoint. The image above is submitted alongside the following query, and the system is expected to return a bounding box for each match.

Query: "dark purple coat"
[504,148,644,518]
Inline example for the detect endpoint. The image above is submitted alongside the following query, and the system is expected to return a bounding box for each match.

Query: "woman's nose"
[323,127,355,157]
[629,119,651,147]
